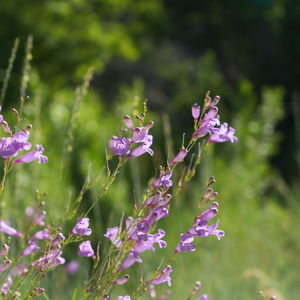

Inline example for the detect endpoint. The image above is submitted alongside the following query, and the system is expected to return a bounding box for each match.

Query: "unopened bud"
[0,244,9,256]
[1,121,12,135]
[210,95,220,107]
[123,115,134,129]
[112,274,130,285]
[25,124,32,131]
[192,103,201,120]
[143,121,154,131]
[192,281,201,295]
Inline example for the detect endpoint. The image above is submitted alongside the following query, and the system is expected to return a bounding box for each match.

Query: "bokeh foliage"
[0,1,299,299]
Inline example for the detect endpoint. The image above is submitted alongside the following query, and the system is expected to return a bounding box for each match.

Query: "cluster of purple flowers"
[192,96,238,144]
[109,115,154,158]
[175,202,224,253]
[0,214,95,295]
[0,111,48,164]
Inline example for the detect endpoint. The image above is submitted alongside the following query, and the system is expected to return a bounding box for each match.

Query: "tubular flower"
[149,265,173,287]
[77,241,94,258]
[72,218,92,236]
[1,276,12,294]
[0,220,22,237]
[14,144,48,164]
[169,147,188,165]
[0,131,31,159]
[32,247,65,270]
[109,136,131,156]
[175,202,224,253]
[193,107,220,139]
[151,171,173,188]
[207,123,238,144]
[20,240,40,256]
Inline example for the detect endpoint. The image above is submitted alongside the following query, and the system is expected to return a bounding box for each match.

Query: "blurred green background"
[1,0,300,299]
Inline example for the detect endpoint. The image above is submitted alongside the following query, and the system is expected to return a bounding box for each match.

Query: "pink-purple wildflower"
[0,220,22,237]
[149,265,172,287]
[175,202,224,253]
[20,240,40,256]
[77,241,94,258]
[14,144,48,164]
[72,218,92,236]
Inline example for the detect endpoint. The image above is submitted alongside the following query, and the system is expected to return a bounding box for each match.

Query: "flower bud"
[170,148,188,165]
[123,115,134,129]
[192,104,201,120]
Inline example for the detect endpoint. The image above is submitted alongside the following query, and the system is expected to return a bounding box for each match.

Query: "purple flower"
[21,240,40,256]
[14,144,48,164]
[33,211,46,226]
[175,202,224,253]
[32,228,49,240]
[109,136,131,156]
[72,218,92,236]
[169,148,188,165]
[151,171,173,189]
[51,233,65,246]
[0,244,9,257]
[193,107,220,139]
[123,115,134,129]
[65,260,80,275]
[104,226,122,248]
[149,265,172,287]
[113,274,130,285]
[118,250,143,271]
[131,127,149,143]
[118,296,131,300]
[77,241,94,258]
[31,247,65,270]
[192,103,201,120]
[0,131,31,159]
[1,276,12,294]
[0,220,22,237]
[196,295,209,300]
[128,134,154,158]
[207,123,238,144]
[0,259,11,272]
[119,229,167,271]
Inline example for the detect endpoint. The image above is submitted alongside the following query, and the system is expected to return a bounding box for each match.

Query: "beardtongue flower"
[51,233,65,246]
[104,226,122,248]
[1,276,12,294]
[192,103,201,121]
[193,107,220,139]
[14,144,48,164]
[77,241,95,257]
[33,211,46,226]
[20,240,40,257]
[127,134,154,158]
[196,295,209,300]
[72,218,92,236]
[0,259,11,272]
[31,248,65,270]
[0,244,9,256]
[109,136,131,156]
[175,202,224,253]
[151,171,173,189]
[0,131,31,159]
[207,123,238,144]
[0,220,22,237]
[113,274,130,285]
[31,228,49,240]
[118,296,131,300]
[149,265,173,287]
[169,147,188,165]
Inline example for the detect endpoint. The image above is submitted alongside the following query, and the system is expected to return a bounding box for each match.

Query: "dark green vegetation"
[0,1,299,299]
